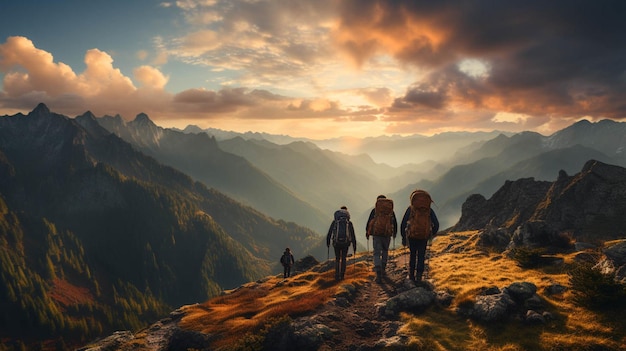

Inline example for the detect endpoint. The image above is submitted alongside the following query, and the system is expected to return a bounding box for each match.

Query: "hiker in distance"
[280,247,295,278]
[400,190,439,282]
[366,195,398,283]
[326,206,357,281]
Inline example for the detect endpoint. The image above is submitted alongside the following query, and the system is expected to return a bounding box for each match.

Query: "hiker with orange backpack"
[400,190,439,282]
[366,195,398,283]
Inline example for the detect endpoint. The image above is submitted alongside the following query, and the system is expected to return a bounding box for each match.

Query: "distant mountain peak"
[30,102,50,117]
[183,125,204,134]
[78,110,97,120]
[133,112,155,126]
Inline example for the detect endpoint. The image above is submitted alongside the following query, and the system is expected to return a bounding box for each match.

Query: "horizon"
[1,1,626,139]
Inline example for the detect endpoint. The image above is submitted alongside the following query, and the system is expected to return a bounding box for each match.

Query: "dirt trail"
[315,249,413,350]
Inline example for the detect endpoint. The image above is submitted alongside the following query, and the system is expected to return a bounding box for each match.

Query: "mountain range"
[3,103,626,349]
[186,118,626,232]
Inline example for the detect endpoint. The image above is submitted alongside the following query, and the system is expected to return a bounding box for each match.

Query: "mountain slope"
[0,104,320,348]
[96,113,328,234]
[217,138,388,223]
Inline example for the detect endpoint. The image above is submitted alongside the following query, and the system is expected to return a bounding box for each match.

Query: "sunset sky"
[1,0,625,139]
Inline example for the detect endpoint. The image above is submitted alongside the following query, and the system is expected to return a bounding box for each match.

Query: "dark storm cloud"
[335,0,626,120]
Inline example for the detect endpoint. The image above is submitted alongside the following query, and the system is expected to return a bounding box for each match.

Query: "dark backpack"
[280,252,292,266]
[331,210,351,247]
[367,198,394,237]
[406,190,433,239]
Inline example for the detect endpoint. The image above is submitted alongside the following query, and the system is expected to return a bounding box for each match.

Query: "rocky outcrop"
[457,282,553,324]
[596,239,626,283]
[454,160,626,249]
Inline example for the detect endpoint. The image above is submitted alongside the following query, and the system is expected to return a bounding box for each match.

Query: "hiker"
[326,206,357,281]
[400,190,439,282]
[280,247,295,278]
[366,195,398,283]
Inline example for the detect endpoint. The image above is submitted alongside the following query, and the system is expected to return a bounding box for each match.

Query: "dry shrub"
[568,261,626,310]
[512,246,546,268]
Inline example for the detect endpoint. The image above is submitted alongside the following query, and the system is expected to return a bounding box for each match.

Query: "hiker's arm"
[430,209,440,236]
[365,209,375,238]
[349,222,356,252]
[400,207,411,240]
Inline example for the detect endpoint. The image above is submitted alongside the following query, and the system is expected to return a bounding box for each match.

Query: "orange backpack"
[406,190,432,239]
[367,198,394,237]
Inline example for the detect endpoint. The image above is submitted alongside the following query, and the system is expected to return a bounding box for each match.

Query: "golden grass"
[396,231,626,351]
[172,231,626,350]
[179,260,373,350]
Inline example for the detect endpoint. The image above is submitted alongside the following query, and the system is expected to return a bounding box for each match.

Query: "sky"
[1,0,625,139]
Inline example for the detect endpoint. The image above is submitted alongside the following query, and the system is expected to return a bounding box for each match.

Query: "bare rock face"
[454,160,626,248]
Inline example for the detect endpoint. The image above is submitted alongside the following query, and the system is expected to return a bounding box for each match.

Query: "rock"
[384,287,436,317]
[604,240,626,266]
[435,290,455,307]
[467,293,516,322]
[504,282,537,302]
[544,283,567,295]
[525,310,546,324]
[375,335,408,349]
[167,328,212,351]
[524,294,544,310]
[77,331,134,351]
[291,321,333,351]
[480,286,501,295]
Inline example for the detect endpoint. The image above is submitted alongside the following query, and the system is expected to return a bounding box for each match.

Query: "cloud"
[0,36,165,117]
[334,0,626,127]
[2,0,626,138]
[134,66,169,90]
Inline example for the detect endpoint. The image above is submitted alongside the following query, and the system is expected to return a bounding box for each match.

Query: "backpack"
[331,210,352,248]
[280,252,292,266]
[406,190,433,239]
[367,198,394,237]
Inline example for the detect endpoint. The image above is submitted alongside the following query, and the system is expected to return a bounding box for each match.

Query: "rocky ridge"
[454,159,626,248]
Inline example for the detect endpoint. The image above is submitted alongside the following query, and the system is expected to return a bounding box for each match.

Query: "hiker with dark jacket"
[400,190,439,282]
[366,195,398,283]
[326,206,357,281]
[280,247,295,278]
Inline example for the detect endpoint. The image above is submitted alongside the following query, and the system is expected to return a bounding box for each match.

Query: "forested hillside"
[0,104,319,349]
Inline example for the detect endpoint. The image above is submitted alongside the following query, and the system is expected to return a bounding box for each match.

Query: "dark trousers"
[408,238,428,280]
[283,265,291,278]
[334,245,349,280]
